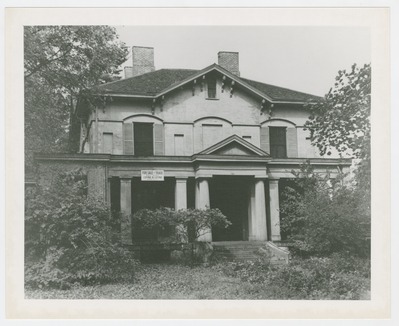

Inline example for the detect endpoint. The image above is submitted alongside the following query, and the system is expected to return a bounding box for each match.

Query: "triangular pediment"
[198,134,270,156]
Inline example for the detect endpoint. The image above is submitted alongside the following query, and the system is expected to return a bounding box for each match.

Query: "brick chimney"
[124,46,155,78]
[124,67,134,79]
[218,51,240,76]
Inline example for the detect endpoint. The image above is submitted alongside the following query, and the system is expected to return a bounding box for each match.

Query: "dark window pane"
[208,78,217,98]
[134,122,153,156]
[270,127,287,158]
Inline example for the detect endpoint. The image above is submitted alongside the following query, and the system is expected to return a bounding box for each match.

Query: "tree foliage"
[279,164,370,257]
[25,169,138,289]
[24,26,128,169]
[304,63,371,161]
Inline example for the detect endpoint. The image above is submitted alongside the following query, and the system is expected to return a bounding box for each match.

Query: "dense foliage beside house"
[279,163,370,256]
[25,169,138,289]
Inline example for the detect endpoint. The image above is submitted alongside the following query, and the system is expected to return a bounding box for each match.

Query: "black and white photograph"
[5,6,392,320]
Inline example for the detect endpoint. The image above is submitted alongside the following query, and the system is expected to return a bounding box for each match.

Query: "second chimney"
[218,51,240,76]
[131,46,155,77]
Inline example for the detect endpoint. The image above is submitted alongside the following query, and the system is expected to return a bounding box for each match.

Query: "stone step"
[211,241,290,264]
[211,241,265,261]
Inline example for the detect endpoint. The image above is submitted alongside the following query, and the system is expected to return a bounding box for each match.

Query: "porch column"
[120,178,132,245]
[175,178,187,210]
[195,178,212,242]
[269,179,281,241]
[175,178,188,242]
[254,179,268,241]
[248,182,256,241]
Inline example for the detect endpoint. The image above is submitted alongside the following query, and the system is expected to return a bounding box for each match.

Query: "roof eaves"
[155,64,218,98]
[90,66,321,104]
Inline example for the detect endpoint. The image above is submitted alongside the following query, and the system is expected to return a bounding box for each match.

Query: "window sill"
[205,98,219,101]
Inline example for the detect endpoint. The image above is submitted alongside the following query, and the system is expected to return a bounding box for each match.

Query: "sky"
[115,26,370,97]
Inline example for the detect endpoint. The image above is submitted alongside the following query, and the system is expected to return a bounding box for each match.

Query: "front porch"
[112,173,281,244]
[35,135,351,246]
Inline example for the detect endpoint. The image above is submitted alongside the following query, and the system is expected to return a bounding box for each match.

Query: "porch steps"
[211,241,265,261]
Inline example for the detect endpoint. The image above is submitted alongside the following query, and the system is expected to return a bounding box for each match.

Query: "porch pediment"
[198,134,270,157]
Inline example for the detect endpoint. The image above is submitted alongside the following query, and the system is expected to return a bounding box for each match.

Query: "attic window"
[207,78,217,99]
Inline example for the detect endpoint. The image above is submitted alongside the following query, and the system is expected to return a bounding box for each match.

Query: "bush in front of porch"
[132,207,231,243]
[132,207,231,264]
[25,169,139,290]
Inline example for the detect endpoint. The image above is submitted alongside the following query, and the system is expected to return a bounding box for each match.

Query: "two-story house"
[35,46,351,245]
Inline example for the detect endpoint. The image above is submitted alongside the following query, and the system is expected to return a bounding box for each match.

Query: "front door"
[210,176,250,241]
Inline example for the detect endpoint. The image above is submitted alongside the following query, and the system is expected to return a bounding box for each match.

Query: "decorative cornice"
[35,152,351,166]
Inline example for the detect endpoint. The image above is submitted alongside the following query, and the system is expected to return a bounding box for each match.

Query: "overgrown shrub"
[25,169,138,289]
[132,207,231,243]
[221,253,370,299]
[279,163,370,257]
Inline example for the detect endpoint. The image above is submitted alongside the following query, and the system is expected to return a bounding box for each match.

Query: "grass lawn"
[25,259,370,300]
[25,263,284,300]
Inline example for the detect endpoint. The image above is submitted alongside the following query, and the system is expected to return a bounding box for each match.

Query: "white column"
[198,178,210,209]
[175,178,187,210]
[106,178,111,205]
[269,179,281,241]
[175,178,188,242]
[120,178,132,245]
[248,182,256,241]
[254,179,268,241]
[195,178,212,242]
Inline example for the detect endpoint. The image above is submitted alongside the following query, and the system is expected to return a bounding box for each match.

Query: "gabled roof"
[198,134,270,157]
[92,64,322,104]
[92,68,198,97]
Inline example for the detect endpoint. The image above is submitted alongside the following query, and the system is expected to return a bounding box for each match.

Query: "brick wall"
[218,51,240,76]
[36,160,107,202]
[132,46,155,77]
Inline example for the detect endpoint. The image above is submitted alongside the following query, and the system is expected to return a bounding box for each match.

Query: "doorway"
[210,176,251,241]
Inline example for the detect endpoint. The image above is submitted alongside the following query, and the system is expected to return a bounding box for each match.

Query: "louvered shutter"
[123,123,134,154]
[153,124,165,155]
[260,126,270,154]
[286,127,298,158]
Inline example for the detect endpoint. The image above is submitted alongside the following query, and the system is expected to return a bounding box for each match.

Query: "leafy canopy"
[24,26,128,166]
[24,26,128,87]
[304,63,371,161]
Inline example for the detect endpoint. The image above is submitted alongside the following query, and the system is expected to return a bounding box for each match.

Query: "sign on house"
[141,170,164,181]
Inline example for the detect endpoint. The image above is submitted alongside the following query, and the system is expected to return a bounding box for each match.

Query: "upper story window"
[103,132,114,154]
[202,124,223,149]
[269,127,287,158]
[134,122,153,156]
[174,134,185,155]
[123,119,164,156]
[207,78,217,99]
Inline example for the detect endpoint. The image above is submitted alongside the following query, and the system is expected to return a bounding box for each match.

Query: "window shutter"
[153,124,164,155]
[286,127,298,158]
[123,123,134,154]
[260,126,270,154]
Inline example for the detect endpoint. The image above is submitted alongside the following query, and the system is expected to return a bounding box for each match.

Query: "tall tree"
[24,26,128,170]
[304,63,371,162]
